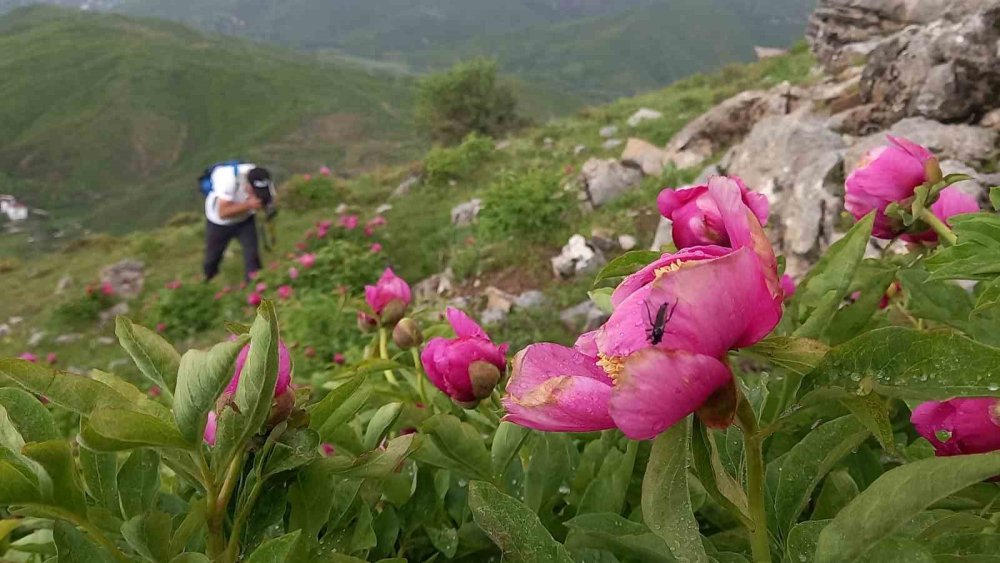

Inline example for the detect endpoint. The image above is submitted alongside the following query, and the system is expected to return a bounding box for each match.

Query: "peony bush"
[2,137,1000,562]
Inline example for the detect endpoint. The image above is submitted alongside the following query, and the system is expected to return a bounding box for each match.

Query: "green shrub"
[477,169,572,244]
[150,283,225,339]
[422,132,494,184]
[286,239,387,295]
[51,287,116,328]
[415,58,521,144]
[280,293,367,377]
[281,174,348,211]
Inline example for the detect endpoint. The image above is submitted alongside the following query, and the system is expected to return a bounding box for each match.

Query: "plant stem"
[736,400,771,563]
[223,479,264,563]
[918,207,958,245]
[410,347,429,405]
[378,328,399,386]
[207,452,246,559]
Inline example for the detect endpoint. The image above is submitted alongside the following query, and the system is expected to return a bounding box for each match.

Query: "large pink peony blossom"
[657,176,769,249]
[504,177,782,440]
[845,136,977,240]
[911,398,1000,456]
[365,268,412,316]
[421,308,508,406]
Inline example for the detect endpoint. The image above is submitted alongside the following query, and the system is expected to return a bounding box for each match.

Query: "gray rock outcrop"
[100,259,144,299]
[579,158,643,207]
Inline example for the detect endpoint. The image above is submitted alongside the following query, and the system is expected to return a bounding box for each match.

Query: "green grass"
[0,6,420,235]
[0,45,815,378]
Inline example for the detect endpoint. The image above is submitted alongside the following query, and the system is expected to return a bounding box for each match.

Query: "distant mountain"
[0,6,418,232]
[3,0,816,100]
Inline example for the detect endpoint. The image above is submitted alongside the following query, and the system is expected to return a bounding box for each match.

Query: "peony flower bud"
[912,398,1000,456]
[392,317,423,349]
[365,268,412,326]
[421,308,507,407]
[469,360,501,400]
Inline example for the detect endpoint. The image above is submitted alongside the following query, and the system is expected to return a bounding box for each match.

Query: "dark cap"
[248,167,272,191]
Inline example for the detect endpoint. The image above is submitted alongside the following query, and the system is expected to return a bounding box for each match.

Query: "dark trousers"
[204,216,261,281]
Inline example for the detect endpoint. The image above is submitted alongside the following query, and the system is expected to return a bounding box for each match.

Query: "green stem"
[411,347,429,405]
[918,207,958,245]
[223,480,264,562]
[207,452,246,559]
[736,400,772,563]
[378,328,399,386]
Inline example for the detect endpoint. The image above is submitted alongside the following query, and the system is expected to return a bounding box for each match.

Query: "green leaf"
[926,214,1000,281]
[564,513,673,563]
[791,212,874,326]
[121,511,173,563]
[490,422,530,482]
[898,267,974,329]
[423,525,458,559]
[321,434,420,479]
[309,377,371,444]
[783,520,828,563]
[79,445,120,516]
[362,402,403,451]
[577,440,637,515]
[83,408,191,451]
[0,388,57,443]
[810,470,858,521]
[642,419,708,563]
[989,186,1000,211]
[0,358,131,415]
[588,287,614,314]
[769,415,869,540]
[593,250,661,285]
[928,532,1000,560]
[814,451,1000,562]
[170,555,211,563]
[117,449,161,520]
[262,427,320,478]
[468,480,573,563]
[745,337,829,377]
[840,393,898,454]
[691,420,749,526]
[524,432,576,513]
[967,301,1000,347]
[803,327,1000,400]
[169,499,206,556]
[22,440,87,516]
[116,317,181,398]
[419,414,491,481]
[858,537,934,563]
[0,405,24,453]
[173,337,247,445]
[53,520,115,563]
[0,454,45,504]
[246,530,301,563]
[793,290,841,339]
[823,262,897,345]
[213,301,281,467]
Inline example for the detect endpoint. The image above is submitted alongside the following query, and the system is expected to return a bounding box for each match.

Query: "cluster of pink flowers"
[505,176,783,439]
[339,214,359,230]
[364,215,387,237]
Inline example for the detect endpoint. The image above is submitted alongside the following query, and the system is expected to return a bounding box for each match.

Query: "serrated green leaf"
[815,452,1000,562]
[468,480,573,563]
[116,317,181,399]
[173,337,247,445]
[642,419,708,563]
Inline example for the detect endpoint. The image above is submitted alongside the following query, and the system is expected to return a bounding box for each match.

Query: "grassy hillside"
[0,45,815,376]
[11,0,815,101]
[0,6,418,234]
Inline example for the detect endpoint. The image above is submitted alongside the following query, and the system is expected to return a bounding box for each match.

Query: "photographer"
[203,165,276,281]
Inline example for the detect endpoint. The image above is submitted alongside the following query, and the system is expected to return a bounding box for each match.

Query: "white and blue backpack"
[198,160,242,197]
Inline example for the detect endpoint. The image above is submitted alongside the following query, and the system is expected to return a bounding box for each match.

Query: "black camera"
[248,167,278,220]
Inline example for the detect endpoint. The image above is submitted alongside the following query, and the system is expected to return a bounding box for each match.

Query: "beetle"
[645,299,678,345]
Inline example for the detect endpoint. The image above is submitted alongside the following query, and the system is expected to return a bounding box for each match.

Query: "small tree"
[415,58,520,144]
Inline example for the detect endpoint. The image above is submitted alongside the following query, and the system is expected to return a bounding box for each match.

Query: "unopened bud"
[267,388,296,428]
[379,299,407,327]
[925,157,943,185]
[469,360,501,401]
[357,311,378,332]
[392,318,423,349]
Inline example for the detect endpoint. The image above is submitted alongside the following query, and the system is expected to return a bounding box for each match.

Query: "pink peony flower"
[277,285,293,300]
[45,352,57,365]
[156,323,167,333]
[367,215,387,230]
[295,242,307,251]
[339,214,359,230]
[101,281,115,296]
[165,279,182,290]
[214,291,225,301]
[845,136,977,240]
[225,340,293,398]
[321,443,336,456]
[333,353,345,364]
[657,176,769,249]
[148,386,161,398]
[288,267,299,280]
[912,398,1000,456]
[268,261,279,271]
[421,308,508,406]
[781,274,796,302]
[370,243,383,254]
[504,177,782,440]
[303,173,312,181]
[364,268,412,316]
[18,352,37,363]
[320,166,332,176]
[364,225,375,237]
[255,282,267,293]
[297,253,316,269]
[247,292,263,306]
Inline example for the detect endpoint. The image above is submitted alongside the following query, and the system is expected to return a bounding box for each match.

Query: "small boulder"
[55,333,83,345]
[515,290,548,310]
[621,138,670,177]
[599,125,619,138]
[560,300,610,332]
[602,138,623,150]
[0,323,10,337]
[100,259,145,299]
[392,175,421,198]
[754,46,787,59]
[627,108,663,127]
[618,234,638,251]
[551,235,606,280]
[375,203,392,214]
[96,336,116,346]
[413,268,455,302]
[55,275,74,295]
[450,199,482,227]
[579,158,643,208]
[573,144,588,156]
[99,302,130,324]
[28,330,46,347]
[981,108,1000,130]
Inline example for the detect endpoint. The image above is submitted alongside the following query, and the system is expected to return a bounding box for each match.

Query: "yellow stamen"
[598,354,626,386]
